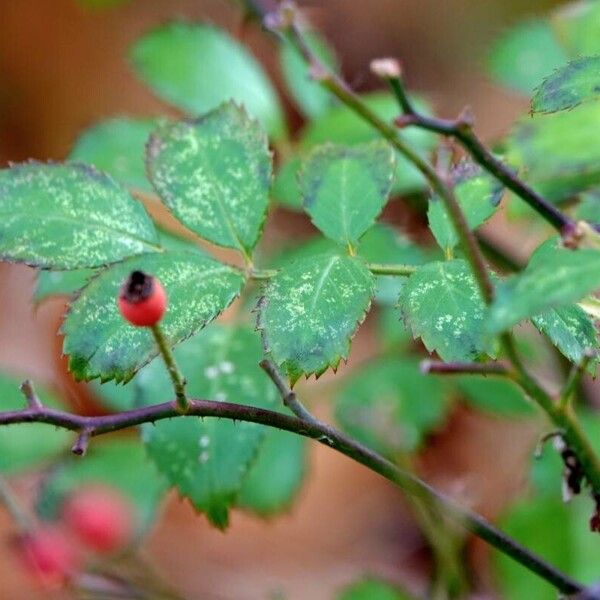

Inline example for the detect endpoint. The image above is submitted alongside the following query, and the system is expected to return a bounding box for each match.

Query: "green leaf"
[576,190,600,223]
[0,163,159,269]
[258,251,375,384]
[487,19,568,94]
[63,251,244,382]
[428,162,503,255]
[399,260,491,362]
[300,142,395,248]
[130,22,285,138]
[35,268,95,304]
[0,373,71,474]
[532,56,600,114]
[486,239,600,334]
[238,428,307,516]
[457,375,534,418]
[147,103,272,255]
[36,439,167,533]
[272,155,304,211]
[358,224,430,306]
[506,102,600,202]
[337,577,412,600]
[300,92,437,195]
[140,325,278,529]
[70,118,157,193]
[552,1,600,57]
[280,31,338,119]
[335,358,449,456]
[532,305,598,374]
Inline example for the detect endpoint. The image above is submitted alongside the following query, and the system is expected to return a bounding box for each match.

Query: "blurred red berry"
[118,270,167,327]
[17,526,79,587]
[62,485,134,554]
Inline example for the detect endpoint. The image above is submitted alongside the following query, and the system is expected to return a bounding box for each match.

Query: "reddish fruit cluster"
[62,485,134,554]
[15,485,134,588]
[18,526,79,589]
[118,270,167,327]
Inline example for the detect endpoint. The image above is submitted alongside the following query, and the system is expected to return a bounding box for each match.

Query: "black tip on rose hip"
[120,270,155,303]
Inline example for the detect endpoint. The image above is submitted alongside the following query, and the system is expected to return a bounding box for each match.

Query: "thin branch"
[375,63,589,234]
[19,380,43,410]
[0,396,583,595]
[367,263,417,276]
[420,360,510,376]
[265,5,494,305]
[71,428,92,456]
[150,324,189,413]
[259,359,319,423]
[263,2,600,497]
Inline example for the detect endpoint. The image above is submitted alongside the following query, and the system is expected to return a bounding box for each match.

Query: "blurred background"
[0,0,588,598]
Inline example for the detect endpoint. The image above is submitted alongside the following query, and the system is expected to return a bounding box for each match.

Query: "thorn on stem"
[71,429,92,456]
[19,380,43,411]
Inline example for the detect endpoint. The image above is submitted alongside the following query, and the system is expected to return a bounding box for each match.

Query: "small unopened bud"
[370,58,402,79]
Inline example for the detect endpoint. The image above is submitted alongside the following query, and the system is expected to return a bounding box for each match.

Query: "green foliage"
[76,0,130,8]
[70,118,157,193]
[335,358,449,456]
[272,155,304,210]
[36,439,167,532]
[280,31,338,119]
[399,260,491,361]
[487,239,600,335]
[300,92,437,194]
[34,268,95,303]
[532,305,598,374]
[428,162,503,256]
[532,56,600,114]
[130,22,285,138]
[487,19,568,94]
[63,251,244,382]
[457,375,534,417]
[0,374,70,474]
[552,0,600,57]
[507,102,600,201]
[140,326,279,529]
[238,428,307,516]
[258,251,374,384]
[0,163,159,269]
[299,142,395,248]
[576,190,600,222]
[147,103,271,256]
[337,577,412,600]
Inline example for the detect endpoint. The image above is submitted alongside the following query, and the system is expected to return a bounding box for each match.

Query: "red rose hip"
[62,485,134,554]
[17,526,79,587]
[118,270,167,327]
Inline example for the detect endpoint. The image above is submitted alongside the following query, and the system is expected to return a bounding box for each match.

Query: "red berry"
[118,270,167,327]
[17,526,79,587]
[62,485,134,554]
